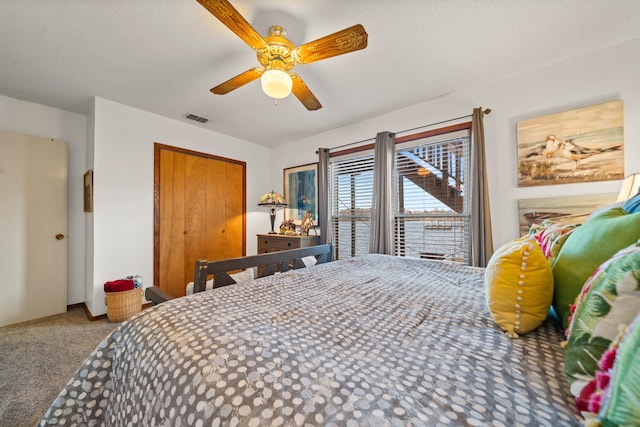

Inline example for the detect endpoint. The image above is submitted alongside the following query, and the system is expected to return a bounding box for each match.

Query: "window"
[329,123,472,264]
[395,125,471,263]
[329,150,375,259]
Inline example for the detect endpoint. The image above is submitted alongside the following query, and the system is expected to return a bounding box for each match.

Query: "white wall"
[2,37,638,318]
[0,94,87,305]
[87,98,271,316]
[271,38,640,249]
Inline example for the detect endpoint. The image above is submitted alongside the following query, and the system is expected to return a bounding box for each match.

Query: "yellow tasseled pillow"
[485,237,554,338]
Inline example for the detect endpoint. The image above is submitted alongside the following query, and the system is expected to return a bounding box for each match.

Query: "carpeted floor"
[0,306,117,427]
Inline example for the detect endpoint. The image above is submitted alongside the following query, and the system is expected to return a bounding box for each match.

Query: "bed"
[39,247,582,426]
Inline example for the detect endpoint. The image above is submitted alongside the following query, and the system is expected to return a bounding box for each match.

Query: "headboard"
[145,244,332,305]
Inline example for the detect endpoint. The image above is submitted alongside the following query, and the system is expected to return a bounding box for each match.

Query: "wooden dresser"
[257,233,320,254]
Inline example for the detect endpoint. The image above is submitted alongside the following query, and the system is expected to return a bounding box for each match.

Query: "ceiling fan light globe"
[261,69,293,99]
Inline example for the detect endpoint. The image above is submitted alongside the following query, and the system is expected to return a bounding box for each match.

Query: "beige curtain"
[470,107,494,267]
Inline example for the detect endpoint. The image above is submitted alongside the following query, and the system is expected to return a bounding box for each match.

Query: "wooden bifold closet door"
[154,143,246,298]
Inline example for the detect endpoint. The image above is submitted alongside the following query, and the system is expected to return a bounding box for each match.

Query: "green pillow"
[552,208,640,328]
[564,241,640,401]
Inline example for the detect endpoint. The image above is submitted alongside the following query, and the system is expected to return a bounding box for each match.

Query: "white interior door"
[0,129,68,327]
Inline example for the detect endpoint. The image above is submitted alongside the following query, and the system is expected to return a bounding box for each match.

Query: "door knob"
[55,234,65,240]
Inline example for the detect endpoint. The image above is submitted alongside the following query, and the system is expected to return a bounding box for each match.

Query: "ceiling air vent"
[185,113,209,124]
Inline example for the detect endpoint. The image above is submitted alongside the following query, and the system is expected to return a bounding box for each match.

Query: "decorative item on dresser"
[257,233,320,254]
[300,210,315,235]
[257,190,288,234]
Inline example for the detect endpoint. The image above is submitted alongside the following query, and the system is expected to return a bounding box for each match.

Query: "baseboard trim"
[66,303,84,310]
[67,301,153,322]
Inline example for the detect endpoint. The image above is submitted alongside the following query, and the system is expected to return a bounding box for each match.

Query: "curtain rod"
[327,108,491,152]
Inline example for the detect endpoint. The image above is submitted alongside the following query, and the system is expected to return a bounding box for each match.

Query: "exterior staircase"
[397,143,464,213]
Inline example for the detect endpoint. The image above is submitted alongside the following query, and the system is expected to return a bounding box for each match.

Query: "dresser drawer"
[257,234,320,254]
[259,236,299,251]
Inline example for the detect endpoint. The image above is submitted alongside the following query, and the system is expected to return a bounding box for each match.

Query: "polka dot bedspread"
[39,254,581,426]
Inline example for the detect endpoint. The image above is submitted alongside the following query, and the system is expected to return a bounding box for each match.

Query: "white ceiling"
[1,1,639,148]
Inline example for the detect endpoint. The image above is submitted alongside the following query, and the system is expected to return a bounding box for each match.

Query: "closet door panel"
[223,162,245,259]
[158,150,186,297]
[206,158,227,261]
[184,154,207,292]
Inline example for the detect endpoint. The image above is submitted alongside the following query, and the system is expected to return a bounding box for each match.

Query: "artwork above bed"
[517,100,624,187]
[517,192,618,236]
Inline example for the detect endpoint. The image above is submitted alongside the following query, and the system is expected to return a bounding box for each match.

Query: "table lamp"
[257,191,288,234]
[616,173,640,202]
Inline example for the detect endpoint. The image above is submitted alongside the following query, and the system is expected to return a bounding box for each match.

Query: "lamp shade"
[261,69,293,99]
[257,191,288,207]
[616,173,640,202]
[258,191,288,234]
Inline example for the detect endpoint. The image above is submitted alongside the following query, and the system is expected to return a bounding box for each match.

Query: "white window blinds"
[395,129,471,263]
[329,150,375,260]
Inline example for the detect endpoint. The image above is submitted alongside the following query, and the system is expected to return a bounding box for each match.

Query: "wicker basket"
[105,288,142,322]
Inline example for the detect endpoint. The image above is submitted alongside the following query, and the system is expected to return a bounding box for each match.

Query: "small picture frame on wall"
[84,169,93,213]
[283,162,318,225]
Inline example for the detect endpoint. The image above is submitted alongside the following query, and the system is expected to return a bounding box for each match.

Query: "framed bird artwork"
[516,100,624,187]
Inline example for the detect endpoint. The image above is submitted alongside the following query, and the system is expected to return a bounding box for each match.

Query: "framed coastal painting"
[517,193,617,236]
[517,100,624,187]
[283,162,318,225]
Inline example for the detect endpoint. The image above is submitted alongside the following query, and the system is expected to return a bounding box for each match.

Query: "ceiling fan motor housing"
[258,26,295,73]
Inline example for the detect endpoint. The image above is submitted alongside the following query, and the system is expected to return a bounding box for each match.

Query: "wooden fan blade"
[290,73,322,111]
[294,24,368,65]
[196,0,269,51]
[211,67,264,94]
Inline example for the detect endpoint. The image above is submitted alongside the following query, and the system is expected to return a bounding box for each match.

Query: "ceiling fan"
[196,0,368,110]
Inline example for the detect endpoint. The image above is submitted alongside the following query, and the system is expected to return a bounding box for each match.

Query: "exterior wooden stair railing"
[397,143,464,213]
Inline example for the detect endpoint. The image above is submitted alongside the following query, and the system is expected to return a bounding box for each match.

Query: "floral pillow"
[528,219,580,265]
[597,313,640,425]
[574,322,626,418]
[564,240,640,408]
[581,313,640,426]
